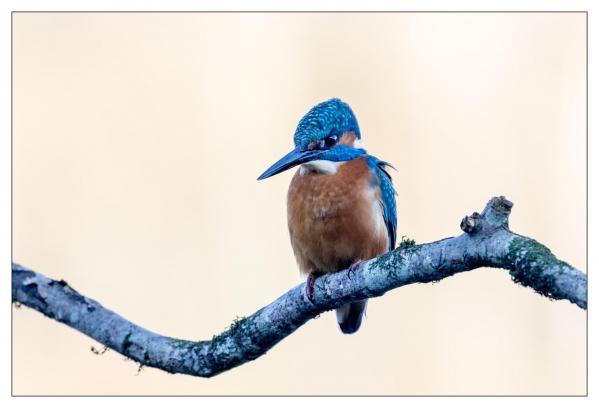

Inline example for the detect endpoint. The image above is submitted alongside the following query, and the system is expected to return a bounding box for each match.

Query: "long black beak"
[257,146,321,180]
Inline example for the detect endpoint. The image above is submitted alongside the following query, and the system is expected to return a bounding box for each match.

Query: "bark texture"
[12,196,586,378]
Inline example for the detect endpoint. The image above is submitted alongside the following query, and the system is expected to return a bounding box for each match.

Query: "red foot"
[347,259,364,279]
[305,274,316,303]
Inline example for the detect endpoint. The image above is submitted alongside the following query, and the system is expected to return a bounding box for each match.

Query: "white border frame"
[1,1,595,407]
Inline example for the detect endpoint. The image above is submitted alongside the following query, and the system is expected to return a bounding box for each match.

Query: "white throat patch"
[300,160,345,175]
[299,138,363,176]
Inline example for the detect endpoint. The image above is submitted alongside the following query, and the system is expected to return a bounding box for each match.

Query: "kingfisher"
[258,98,397,334]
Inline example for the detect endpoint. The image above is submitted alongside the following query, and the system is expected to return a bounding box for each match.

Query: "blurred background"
[12,12,586,395]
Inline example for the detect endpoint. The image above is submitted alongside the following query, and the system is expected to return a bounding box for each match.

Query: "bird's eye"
[322,135,338,149]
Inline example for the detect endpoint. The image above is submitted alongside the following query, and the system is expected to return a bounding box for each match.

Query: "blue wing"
[367,156,397,251]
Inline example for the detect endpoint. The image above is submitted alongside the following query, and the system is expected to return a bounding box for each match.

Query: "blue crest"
[293,98,361,149]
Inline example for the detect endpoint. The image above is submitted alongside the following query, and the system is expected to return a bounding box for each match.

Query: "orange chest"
[286,157,388,274]
[287,158,372,221]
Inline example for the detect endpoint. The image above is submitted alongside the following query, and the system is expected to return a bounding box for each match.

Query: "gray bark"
[12,196,586,378]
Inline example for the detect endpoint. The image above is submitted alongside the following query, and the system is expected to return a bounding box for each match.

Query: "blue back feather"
[367,156,397,251]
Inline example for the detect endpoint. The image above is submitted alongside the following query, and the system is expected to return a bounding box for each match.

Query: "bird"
[257,98,397,334]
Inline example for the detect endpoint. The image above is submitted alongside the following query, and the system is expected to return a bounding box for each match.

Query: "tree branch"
[12,196,586,378]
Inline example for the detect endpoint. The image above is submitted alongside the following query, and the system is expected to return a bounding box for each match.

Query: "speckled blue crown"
[293,98,361,149]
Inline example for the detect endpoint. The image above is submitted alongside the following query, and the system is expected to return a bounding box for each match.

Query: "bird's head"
[257,98,366,180]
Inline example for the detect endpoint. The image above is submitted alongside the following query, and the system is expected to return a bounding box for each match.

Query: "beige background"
[12,13,586,395]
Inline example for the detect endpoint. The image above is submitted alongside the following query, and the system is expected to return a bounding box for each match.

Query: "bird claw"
[347,259,364,279]
[305,274,316,303]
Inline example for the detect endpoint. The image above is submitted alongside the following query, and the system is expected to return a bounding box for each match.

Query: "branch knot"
[481,196,513,229]
[460,212,481,234]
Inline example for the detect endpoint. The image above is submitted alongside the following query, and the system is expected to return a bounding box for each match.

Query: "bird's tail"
[336,300,368,334]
